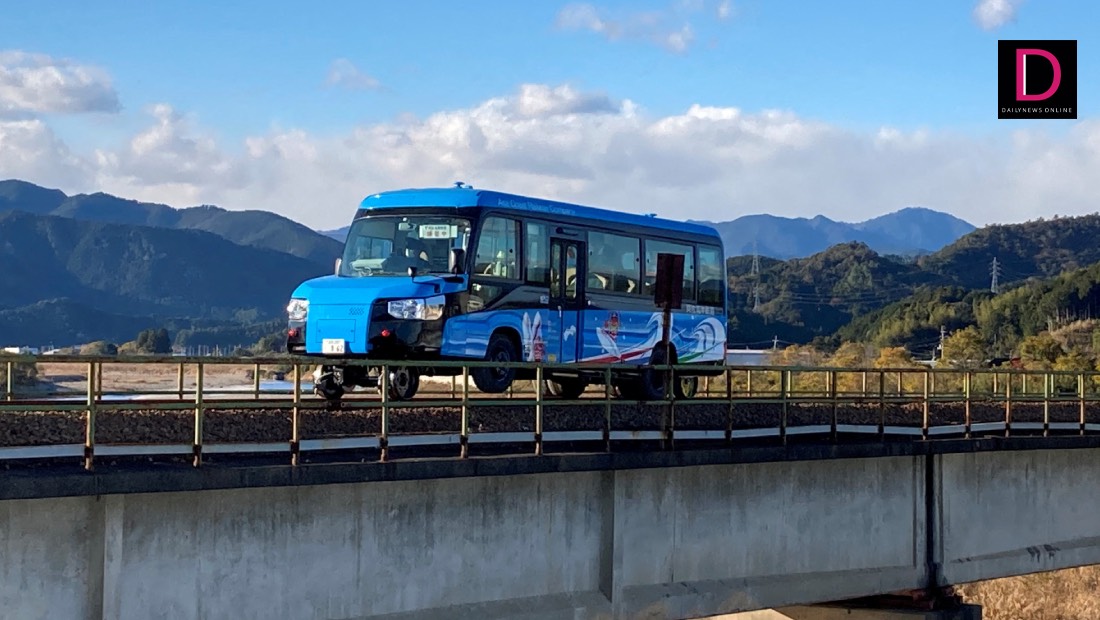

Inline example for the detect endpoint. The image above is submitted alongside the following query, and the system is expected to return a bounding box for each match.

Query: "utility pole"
[772,335,779,350]
[751,240,761,312]
[938,325,947,361]
[990,257,1001,294]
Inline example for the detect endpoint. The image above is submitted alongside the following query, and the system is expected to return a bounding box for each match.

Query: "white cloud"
[554,2,702,53]
[717,0,733,20]
[7,83,1100,234]
[325,58,381,91]
[92,104,247,204]
[0,50,120,115]
[973,0,1023,30]
[0,119,91,186]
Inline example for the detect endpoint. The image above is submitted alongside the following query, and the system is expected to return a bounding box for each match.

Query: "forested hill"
[728,213,1100,350]
[0,210,326,327]
[0,179,342,266]
[917,214,1100,289]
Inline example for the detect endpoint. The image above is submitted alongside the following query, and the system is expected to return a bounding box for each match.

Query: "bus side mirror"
[334,257,342,275]
[449,248,466,274]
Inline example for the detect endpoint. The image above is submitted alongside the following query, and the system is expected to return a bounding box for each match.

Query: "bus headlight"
[287,299,309,322]
[387,295,445,321]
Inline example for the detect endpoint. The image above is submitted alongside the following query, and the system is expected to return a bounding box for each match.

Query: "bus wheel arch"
[472,329,521,393]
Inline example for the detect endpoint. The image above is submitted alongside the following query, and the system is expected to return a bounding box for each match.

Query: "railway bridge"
[4,356,1100,619]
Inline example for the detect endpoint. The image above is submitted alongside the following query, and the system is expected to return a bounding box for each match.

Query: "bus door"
[549,237,585,364]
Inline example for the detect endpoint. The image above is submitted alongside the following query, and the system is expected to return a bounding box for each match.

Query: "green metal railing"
[3,354,1100,470]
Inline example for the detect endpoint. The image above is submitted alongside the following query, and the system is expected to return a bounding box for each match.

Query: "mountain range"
[324,204,975,259]
[0,179,1082,354]
[727,213,1100,354]
[0,180,342,265]
[696,207,976,259]
[0,180,339,347]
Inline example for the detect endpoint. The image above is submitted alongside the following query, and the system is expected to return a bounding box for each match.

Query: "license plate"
[322,339,346,355]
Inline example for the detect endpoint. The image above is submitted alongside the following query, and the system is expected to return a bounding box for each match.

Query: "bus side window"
[644,239,695,300]
[550,243,562,298]
[697,245,724,305]
[525,222,550,285]
[589,232,639,293]
[475,217,518,279]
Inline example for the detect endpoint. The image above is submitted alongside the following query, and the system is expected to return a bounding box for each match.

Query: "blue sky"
[0,0,1095,229]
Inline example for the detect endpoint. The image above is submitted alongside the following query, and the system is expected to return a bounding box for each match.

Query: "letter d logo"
[1016,48,1061,101]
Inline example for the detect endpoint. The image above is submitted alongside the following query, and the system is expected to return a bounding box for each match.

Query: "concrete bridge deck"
[4,435,1100,619]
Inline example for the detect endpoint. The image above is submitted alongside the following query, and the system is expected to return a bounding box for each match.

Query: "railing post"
[460,365,469,458]
[922,370,930,440]
[84,361,97,471]
[1080,372,1087,436]
[878,370,886,438]
[862,371,868,398]
[604,367,612,452]
[253,362,261,400]
[746,369,752,397]
[780,369,789,444]
[964,371,972,439]
[725,367,733,444]
[1004,371,1012,437]
[665,359,675,451]
[535,364,544,456]
[380,364,390,462]
[193,362,204,467]
[177,362,185,400]
[1043,372,1051,437]
[291,363,301,466]
[4,360,12,400]
[897,371,903,396]
[829,370,838,442]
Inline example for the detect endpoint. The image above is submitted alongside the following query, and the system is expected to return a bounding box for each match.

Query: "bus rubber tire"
[546,377,586,400]
[634,345,670,401]
[314,372,345,402]
[387,366,420,401]
[472,333,517,394]
[674,375,698,400]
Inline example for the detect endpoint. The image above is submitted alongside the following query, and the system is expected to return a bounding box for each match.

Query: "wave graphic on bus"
[583,313,725,364]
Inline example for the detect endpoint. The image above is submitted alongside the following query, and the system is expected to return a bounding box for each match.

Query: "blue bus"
[287,183,727,401]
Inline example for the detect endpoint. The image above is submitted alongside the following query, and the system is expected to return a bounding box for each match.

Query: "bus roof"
[358,185,721,241]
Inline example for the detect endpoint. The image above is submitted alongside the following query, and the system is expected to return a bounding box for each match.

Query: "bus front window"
[339,216,471,277]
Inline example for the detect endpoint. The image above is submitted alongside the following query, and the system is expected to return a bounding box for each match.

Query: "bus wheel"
[472,333,517,393]
[387,366,420,401]
[314,369,345,402]
[674,375,699,399]
[635,346,670,401]
[546,377,586,400]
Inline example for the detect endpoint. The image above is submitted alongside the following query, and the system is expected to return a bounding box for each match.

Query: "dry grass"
[958,566,1100,620]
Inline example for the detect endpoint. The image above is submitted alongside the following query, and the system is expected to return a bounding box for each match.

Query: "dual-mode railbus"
[286,184,728,401]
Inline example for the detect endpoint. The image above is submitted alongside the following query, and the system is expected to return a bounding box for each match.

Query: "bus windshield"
[339,215,471,277]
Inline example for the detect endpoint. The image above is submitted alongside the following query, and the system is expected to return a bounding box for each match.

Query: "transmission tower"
[751,241,761,312]
[990,257,1001,294]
